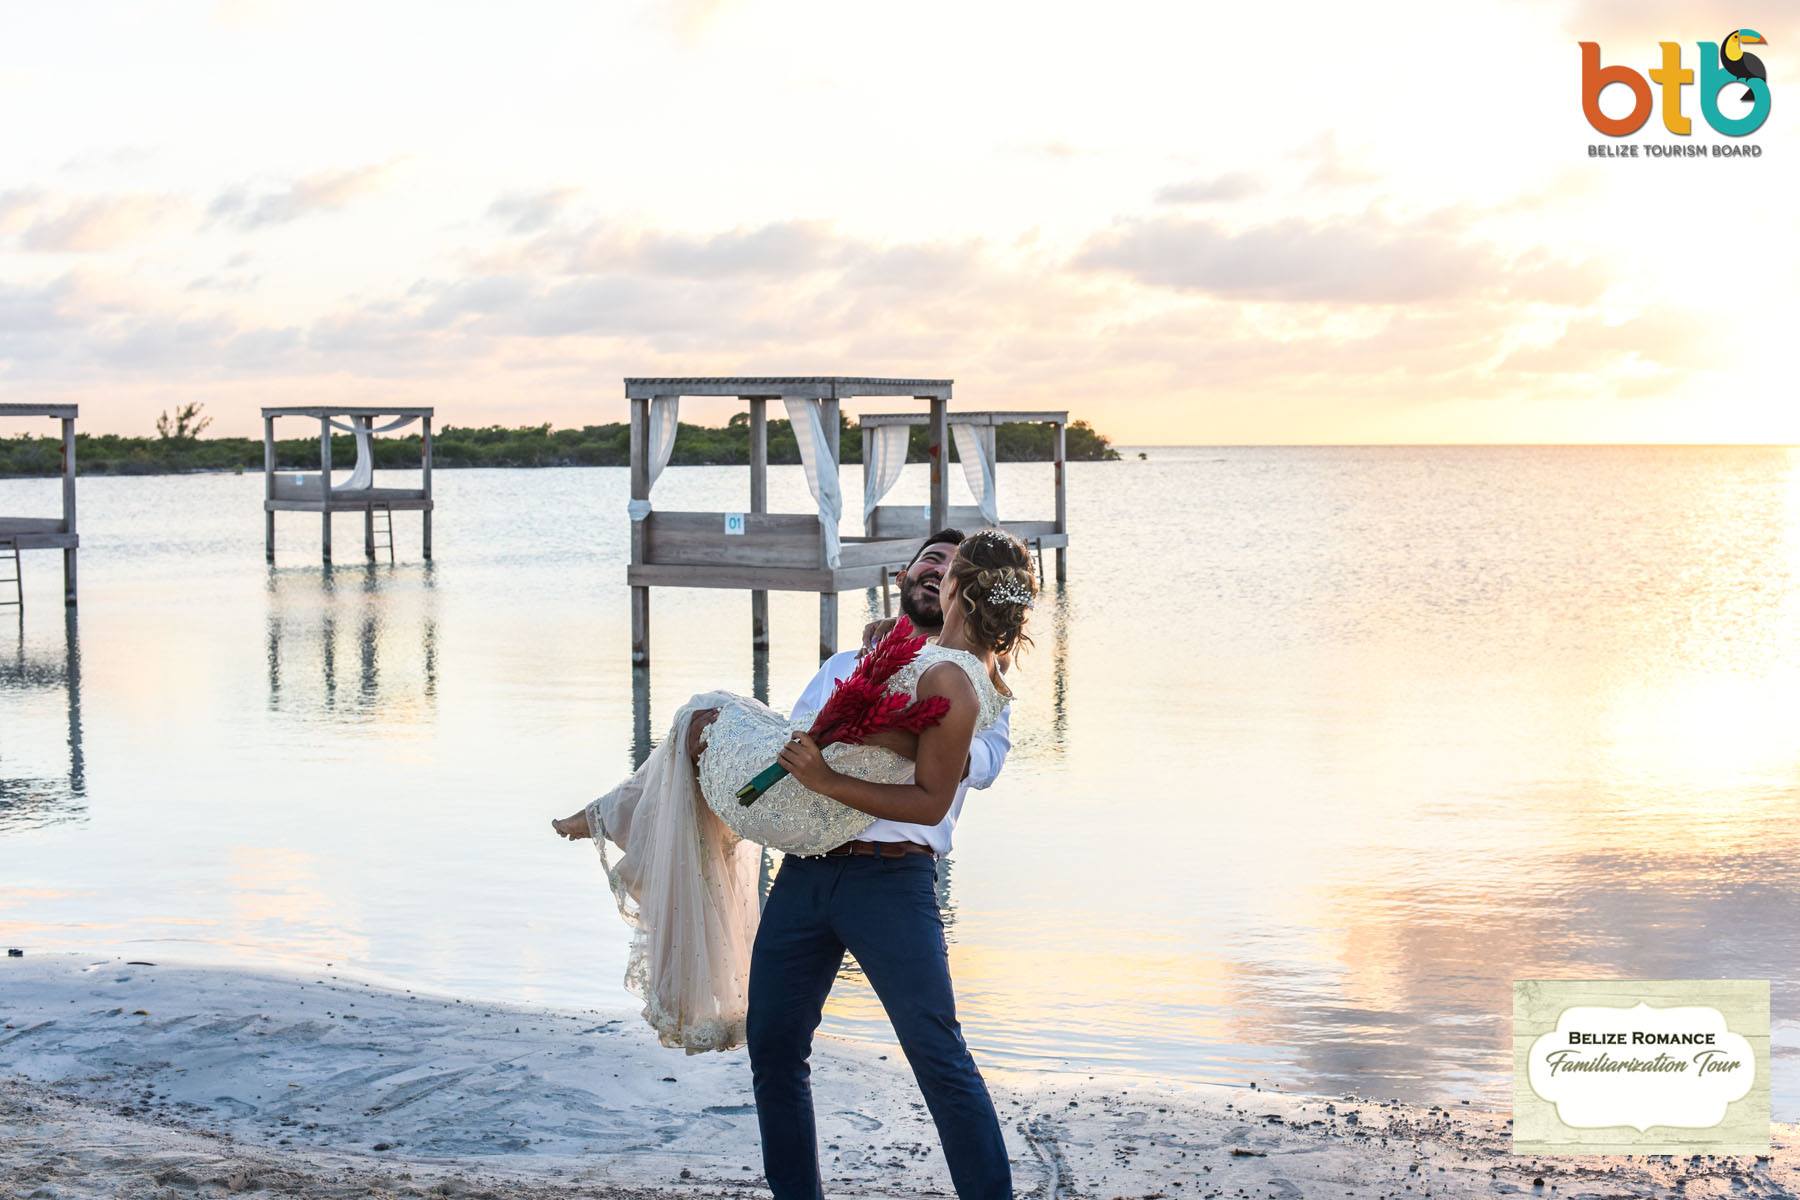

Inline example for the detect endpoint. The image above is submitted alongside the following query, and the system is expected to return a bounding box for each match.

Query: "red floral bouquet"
[736,616,952,804]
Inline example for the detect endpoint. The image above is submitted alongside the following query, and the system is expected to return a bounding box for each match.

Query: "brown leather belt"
[820,838,934,859]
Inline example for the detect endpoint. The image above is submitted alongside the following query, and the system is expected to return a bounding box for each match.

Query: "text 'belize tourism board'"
[1513,980,1770,1156]
[1581,29,1770,158]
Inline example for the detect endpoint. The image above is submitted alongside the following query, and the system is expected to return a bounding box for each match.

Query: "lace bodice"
[695,644,1011,856]
[888,644,1012,730]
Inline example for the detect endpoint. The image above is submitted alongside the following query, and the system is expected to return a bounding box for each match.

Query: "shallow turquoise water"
[2,447,1797,1113]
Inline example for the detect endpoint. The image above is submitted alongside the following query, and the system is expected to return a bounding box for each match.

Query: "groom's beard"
[898,584,944,633]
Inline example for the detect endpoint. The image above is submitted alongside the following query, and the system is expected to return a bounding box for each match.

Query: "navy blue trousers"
[746,851,1012,1199]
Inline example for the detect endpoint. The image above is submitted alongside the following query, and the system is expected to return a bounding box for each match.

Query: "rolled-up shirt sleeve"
[964,704,1011,790]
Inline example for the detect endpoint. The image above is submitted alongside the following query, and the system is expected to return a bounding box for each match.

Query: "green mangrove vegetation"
[0,407,1119,477]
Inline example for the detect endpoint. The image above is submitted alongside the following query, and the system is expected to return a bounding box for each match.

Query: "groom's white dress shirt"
[791,649,1011,856]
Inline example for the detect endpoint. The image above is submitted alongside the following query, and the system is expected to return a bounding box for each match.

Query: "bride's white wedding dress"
[584,644,1010,1053]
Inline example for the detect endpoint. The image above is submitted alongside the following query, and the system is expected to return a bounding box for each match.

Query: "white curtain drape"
[862,424,911,523]
[784,397,842,568]
[325,413,420,491]
[628,396,680,522]
[951,421,999,526]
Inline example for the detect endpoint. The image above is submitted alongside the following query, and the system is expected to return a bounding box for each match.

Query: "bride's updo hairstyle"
[946,528,1038,657]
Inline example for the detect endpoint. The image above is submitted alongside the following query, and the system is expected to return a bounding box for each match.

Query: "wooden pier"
[0,404,79,609]
[859,408,1070,584]
[624,376,958,666]
[261,406,434,564]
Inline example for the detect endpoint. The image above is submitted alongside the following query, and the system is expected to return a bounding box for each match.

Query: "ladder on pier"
[369,503,395,563]
[0,537,21,615]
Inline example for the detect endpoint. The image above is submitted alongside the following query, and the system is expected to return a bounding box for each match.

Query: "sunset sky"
[1,0,1793,444]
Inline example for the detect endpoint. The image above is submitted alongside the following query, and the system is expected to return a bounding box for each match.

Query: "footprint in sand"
[833,1110,882,1132]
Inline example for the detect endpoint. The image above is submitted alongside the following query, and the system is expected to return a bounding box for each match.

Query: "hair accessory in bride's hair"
[986,570,1034,608]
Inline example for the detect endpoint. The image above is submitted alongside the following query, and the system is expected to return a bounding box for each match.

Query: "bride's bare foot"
[551,809,592,841]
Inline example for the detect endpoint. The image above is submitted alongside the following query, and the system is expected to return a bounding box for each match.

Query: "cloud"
[1156,173,1261,205]
[486,188,580,234]
[1000,139,1094,160]
[11,193,183,252]
[1302,133,1381,189]
[495,218,854,279]
[1499,310,1713,375]
[0,188,45,235]
[661,0,735,44]
[1074,212,1512,304]
[209,162,399,230]
[0,190,1682,443]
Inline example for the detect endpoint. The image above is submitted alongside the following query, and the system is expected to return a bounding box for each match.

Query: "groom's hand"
[860,618,897,654]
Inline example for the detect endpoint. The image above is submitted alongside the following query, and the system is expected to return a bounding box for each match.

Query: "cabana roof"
[0,403,79,419]
[625,377,951,400]
[859,409,1067,427]
[261,405,434,418]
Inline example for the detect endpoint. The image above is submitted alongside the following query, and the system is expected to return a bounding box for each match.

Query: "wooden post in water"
[748,397,768,650]
[818,395,841,662]
[263,415,276,561]
[60,415,76,606]
[318,416,333,563]
[421,413,433,560]
[629,395,650,666]
[1052,420,1067,581]
[928,396,949,533]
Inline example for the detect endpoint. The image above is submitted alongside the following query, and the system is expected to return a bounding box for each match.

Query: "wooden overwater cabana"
[859,409,1070,587]
[624,376,961,665]
[0,403,79,609]
[261,406,434,564]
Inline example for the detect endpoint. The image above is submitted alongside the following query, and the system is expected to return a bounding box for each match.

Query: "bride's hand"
[777,731,837,792]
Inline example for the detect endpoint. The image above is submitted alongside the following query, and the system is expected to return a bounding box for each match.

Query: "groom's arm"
[963,706,1011,791]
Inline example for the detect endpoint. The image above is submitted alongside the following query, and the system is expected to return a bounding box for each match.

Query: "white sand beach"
[2,954,1793,1199]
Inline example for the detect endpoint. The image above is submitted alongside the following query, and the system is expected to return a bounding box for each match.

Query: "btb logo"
[1580,30,1770,136]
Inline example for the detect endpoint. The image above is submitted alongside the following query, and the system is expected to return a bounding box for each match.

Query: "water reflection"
[631,666,653,769]
[1045,581,1069,751]
[0,611,85,828]
[265,564,439,719]
[10,455,1788,1112]
[1210,826,1800,1105]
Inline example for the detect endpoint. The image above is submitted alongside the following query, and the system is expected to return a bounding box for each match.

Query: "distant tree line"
[0,411,1119,476]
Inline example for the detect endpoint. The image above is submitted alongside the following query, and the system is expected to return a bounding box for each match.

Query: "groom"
[747,529,1015,1199]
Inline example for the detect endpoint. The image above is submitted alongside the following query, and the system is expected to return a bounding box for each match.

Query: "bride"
[551,527,1035,1053]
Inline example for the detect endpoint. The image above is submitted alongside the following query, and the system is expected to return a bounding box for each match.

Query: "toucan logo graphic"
[1580,30,1770,136]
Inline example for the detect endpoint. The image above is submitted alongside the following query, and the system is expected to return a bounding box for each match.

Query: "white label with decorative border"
[1513,980,1769,1155]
